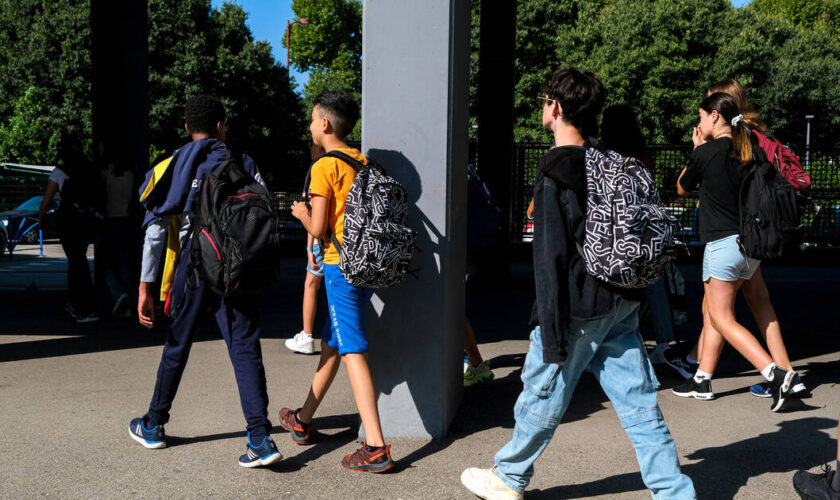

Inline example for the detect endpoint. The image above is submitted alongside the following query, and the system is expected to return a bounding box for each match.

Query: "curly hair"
[312,91,359,139]
[184,95,226,135]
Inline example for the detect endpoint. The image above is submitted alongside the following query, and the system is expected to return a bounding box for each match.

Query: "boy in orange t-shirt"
[283,91,394,472]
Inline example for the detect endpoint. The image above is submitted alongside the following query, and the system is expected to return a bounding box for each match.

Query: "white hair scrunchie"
[731,114,744,127]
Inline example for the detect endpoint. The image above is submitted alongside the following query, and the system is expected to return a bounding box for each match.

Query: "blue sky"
[212,0,753,93]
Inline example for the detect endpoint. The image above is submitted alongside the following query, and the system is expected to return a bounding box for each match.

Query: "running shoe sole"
[771,370,796,412]
[238,451,282,468]
[671,389,715,401]
[128,423,166,449]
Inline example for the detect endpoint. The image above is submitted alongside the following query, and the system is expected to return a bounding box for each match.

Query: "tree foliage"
[0,0,303,167]
[750,0,840,40]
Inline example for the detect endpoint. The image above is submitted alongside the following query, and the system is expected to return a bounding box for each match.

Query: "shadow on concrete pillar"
[361,0,471,439]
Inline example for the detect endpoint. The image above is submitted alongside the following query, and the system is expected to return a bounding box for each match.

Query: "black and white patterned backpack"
[581,148,676,288]
[322,150,417,288]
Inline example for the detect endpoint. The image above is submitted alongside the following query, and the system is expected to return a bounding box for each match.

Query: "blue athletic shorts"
[321,264,373,355]
[306,241,325,277]
[702,234,760,282]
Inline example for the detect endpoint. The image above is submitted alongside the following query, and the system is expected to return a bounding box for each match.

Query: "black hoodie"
[530,145,638,363]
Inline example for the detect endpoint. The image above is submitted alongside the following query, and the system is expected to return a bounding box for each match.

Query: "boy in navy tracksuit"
[128,95,280,468]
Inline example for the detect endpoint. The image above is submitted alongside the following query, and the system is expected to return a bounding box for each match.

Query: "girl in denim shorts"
[672,91,798,412]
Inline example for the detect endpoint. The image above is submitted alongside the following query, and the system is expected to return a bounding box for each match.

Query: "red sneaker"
[277,407,313,445]
[340,443,394,473]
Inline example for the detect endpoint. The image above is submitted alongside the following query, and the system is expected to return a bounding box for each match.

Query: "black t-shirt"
[679,137,747,244]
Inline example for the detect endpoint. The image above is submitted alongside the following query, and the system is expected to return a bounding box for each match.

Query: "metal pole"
[805,114,814,168]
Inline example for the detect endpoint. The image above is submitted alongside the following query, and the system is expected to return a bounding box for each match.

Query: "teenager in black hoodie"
[461,68,696,500]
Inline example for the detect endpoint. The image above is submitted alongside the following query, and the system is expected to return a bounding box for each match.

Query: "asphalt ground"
[0,243,838,499]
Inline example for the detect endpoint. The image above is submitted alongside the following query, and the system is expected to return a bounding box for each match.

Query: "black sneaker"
[793,464,840,500]
[672,377,715,400]
[770,367,796,412]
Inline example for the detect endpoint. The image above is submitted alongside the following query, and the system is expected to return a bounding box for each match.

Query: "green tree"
[750,0,840,40]
[287,0,362,140]
[0,0,303,167]
[0,0,91,164]
[148,0,304,160]
[287,0,362,95]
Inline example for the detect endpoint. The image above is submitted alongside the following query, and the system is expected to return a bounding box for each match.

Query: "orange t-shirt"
[307,148,368,265]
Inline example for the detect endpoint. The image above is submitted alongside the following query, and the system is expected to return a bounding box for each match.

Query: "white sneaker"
[461,467,523,500]
[285,331,315,354]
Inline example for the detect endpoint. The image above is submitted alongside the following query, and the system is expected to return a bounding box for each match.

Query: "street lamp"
[286,18,309,69]
[805,114,814,168]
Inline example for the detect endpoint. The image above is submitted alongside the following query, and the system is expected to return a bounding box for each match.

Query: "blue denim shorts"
[321,264,373,355]
[702,234,760,282]
[306,241,325,277]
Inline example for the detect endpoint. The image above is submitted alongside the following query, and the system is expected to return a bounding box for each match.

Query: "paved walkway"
[0,244,838,498]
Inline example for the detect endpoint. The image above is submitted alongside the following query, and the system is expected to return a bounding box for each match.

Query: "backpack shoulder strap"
[323,150,368,171]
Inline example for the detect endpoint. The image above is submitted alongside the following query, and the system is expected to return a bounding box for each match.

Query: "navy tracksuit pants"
[145,246,271,441]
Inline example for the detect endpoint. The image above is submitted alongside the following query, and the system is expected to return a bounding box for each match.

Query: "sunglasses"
[537,96,554,108]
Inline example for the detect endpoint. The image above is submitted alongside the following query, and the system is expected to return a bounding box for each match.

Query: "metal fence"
[511,143,840,246]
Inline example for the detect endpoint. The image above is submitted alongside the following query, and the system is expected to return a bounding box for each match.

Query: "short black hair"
[312,91,359,139]
[184,95,226,135]
[543,68,605,136]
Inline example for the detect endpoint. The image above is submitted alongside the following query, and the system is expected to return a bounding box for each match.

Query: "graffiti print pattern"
[582,148,677,288]
[325,151,417,289]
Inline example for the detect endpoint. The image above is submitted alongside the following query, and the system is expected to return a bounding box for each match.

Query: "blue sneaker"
[128,416,166,449]
[750,376,806,398]
[238,434,282,468]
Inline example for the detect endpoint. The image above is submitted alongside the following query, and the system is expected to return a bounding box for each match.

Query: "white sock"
[693,370,712,383]
[760,362,777,381]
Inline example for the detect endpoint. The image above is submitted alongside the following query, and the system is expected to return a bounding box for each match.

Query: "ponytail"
[730,116,753,165]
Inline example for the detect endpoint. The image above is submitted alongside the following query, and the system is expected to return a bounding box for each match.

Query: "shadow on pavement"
[527,416,837,499]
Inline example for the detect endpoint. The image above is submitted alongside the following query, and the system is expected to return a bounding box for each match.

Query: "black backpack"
[739,140,804,260]
[318,150,416,288]
[190,151,281,296]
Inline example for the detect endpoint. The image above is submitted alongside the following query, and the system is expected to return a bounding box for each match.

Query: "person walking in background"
[461,68,695,500]
[672,92,798,411]
[683,78,806,399]
[601,104,692,379]
[285,142,326,355]
[38,138,101,323]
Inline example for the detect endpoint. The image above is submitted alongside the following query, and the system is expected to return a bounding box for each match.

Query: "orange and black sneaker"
[277,407,313,445]
[340,442,394,473]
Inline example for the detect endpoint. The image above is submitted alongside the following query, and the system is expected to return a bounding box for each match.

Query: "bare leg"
[698,295,726,375]
[689,297,709,363]
[741,266,793,371]
[302,272,322,335]
[343,352,385,447]
[464,317,484,366]
[298,342,341,423]
[705,278,773,371]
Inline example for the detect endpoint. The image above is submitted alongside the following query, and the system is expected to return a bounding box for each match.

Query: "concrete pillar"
[361,0,471,439]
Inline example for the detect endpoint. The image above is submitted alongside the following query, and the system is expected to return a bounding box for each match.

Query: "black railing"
[511,143,840,247]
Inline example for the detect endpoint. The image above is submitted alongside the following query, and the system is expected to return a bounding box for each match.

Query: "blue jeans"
[494,299,696,499]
